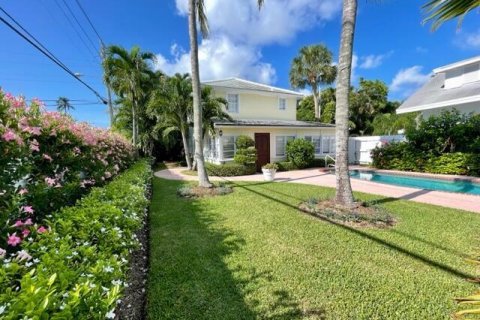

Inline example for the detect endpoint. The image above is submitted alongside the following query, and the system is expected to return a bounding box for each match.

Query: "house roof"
[213,119,335,128]
[397,72,480,114]
[202,78,304,97]
[433,55,480,73]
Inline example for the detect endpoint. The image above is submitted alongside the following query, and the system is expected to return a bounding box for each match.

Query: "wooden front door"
[255,133,270,172]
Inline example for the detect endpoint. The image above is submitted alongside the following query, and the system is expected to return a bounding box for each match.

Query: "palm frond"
[197,0,210,38]
[423,0,480,30]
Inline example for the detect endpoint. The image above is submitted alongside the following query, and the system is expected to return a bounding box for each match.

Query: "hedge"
[276,158,329,172]
[206,162,256,176]
[0,159,151,319]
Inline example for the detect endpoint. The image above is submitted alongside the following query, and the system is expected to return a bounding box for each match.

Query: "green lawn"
[147,178,480,319]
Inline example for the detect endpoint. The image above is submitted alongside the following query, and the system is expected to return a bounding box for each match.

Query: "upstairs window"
[278,98,287,111]
[226,94,239,113]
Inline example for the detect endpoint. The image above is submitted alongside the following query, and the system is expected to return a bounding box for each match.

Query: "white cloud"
[156,37,276,84]
[358,51,393,69]
[455,29,480,49]
[157,0,342,84]
[390,66,431,97]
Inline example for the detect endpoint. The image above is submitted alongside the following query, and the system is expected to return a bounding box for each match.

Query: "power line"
[60,0,98,54]
[0,8,107,103]
[53,0,98,60]
[74,0,104,47]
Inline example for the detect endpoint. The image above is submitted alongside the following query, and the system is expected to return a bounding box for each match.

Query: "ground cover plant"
[0,159,151,318]
[0,92,135,252]
[148,178,480,319]
[177,182,233,198]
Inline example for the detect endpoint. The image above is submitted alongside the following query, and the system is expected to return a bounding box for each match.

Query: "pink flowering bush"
[0,91,135,251]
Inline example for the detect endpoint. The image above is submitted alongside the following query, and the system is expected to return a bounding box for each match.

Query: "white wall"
[444,63,480,89]
[348,135,406,164]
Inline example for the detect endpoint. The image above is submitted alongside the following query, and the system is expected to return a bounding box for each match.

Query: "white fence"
[348,135,405,164]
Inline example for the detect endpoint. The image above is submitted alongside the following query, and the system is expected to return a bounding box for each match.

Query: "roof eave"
[397,94,480,114]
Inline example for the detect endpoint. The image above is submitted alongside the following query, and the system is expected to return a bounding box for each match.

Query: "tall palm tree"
[289,45,337,119]
[149,73,194,169]
[258,0,356,207]
[56,97,74,114]
[334,0,357,207]
[188,0,212,188]
[201,86,231,137]
[103,45,156,148]
[423,0,479,29]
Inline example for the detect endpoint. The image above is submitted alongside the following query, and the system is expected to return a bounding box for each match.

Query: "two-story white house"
[397,56,480,117]
[201,78,336,171]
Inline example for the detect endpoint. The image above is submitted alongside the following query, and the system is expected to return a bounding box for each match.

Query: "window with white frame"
[278,98,286,111]
[305,136,322,155]
[222,136,236,159]
[321,136,335,154]
[275,135,295,157]
[226,94,239,113]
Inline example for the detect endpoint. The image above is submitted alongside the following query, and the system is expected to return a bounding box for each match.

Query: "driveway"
[155,167,480,213]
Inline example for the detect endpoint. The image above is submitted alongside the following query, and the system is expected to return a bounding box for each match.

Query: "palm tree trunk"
[312,86,320,119]
[180,127,193,170]
[188,0,212,188]
[334,0,356,207]
[107,87,114,127]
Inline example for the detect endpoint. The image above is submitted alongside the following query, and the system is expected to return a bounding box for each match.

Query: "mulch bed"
[177,185,233,198]
[116,181,152,320]
[299,200,396,228]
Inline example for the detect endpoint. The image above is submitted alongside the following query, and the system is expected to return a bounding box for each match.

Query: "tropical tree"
[103,45,156,148]
[289,44,337,119]
[201,86,231,137]
[188,0,212,187]
[423,0,480,29]
[56,97,74,114]
[149,73,193,169]
[334,0,357,207]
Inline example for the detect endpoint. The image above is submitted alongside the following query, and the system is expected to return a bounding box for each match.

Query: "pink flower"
[42,154,53,162]
[0,248,6,258]
[16,250,32,261]
[21,206,34,214]
[2,129,18,142]
[45,177,56,187]
[13,220,23,227]
[18,188,28,195]
[7,233,21,246]
[21,229,30,237]
[23,218,33,226]
[29,139,40,152]
[37,226,47,234]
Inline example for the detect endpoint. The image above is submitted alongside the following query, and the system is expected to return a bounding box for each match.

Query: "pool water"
[349,170,480,195]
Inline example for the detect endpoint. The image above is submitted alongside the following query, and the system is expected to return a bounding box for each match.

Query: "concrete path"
[155,167,480,213]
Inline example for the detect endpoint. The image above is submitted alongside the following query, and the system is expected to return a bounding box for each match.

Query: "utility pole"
[100,43,114,127]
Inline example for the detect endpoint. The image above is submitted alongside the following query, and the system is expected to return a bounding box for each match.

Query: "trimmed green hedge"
[276,158,329,172]
[0,159,152,319]
[206,162,256,176]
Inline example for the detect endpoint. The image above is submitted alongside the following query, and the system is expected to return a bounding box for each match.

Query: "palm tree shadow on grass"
[148,179,325,319]
[231,182,476,282]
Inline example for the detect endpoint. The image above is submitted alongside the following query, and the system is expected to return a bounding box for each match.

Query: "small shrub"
[312,158,327,168]
[235,135,255,149]
[276,161,298,172]
[234,146,257,165]
[371,142,426,171]
[286,138,315,169]
[206,162,256,176]
[262,163,278,170]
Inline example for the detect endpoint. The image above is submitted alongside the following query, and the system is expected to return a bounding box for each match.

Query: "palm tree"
[423,0,479,29]
[56,97,74,114]
[258,0,356,207]
[201,86,231,137]
[103,45,156,148]
[149,73,194,169]
[334,0,357,207]
[188,0,212,188]
[289,45,337,119]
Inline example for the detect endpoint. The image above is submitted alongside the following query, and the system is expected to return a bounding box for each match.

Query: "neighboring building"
[397,56,480,118]
[201,78,335,170]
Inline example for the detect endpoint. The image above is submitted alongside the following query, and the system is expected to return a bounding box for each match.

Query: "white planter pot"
[262,168,277,181]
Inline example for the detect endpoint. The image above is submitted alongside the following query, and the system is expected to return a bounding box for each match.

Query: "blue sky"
[1,0,479,127]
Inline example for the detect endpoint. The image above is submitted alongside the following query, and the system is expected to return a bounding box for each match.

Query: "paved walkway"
[155,167,480,213]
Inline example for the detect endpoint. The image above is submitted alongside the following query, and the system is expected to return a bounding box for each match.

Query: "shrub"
[276,161,298,172]
[262,163,278,170]
[371,142,426,171]
[206,162,256,176]
[0,92,135,244]
[424,153,480,176]
[235,135,255,149]
[0,159,151,319]
[234,146,257,165]
[286,138,315,169]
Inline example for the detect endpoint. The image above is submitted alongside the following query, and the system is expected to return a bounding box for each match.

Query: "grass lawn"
[147,178,480,319]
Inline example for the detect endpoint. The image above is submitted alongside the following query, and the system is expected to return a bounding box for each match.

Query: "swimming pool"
[349,170,480,195]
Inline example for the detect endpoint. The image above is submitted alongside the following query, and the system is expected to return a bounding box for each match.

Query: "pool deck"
[155,167,480,213]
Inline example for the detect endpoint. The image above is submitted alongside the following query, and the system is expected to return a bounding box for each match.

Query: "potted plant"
[262,163,278,181]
